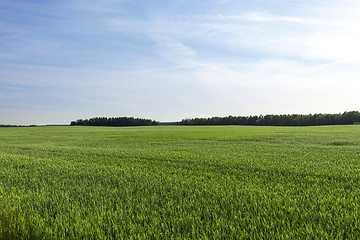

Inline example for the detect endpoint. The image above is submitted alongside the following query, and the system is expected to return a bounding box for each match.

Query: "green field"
[1,125,360,239]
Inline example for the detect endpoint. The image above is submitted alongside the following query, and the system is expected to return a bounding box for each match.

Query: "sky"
[1,0,360,124]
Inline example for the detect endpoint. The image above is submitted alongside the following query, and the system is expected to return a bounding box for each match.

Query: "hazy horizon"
[1,0,360,125]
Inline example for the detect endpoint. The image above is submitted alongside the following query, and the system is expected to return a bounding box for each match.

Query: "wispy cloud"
[194,12,327,26]
[149,35,197,65]
[105,0,360,63]
[70,0,128,13]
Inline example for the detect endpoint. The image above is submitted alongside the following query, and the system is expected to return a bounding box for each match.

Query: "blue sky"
[1,0,360,124]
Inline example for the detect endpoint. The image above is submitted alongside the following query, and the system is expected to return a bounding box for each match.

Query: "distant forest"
[69,111,360,127]
[180,111,360,126]
[71,117,159,126]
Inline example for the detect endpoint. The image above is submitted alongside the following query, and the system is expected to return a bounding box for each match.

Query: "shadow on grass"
[0,210,17,240]
[328,140,357,146]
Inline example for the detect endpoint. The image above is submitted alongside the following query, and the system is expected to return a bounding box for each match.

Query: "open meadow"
[1,125,360,239]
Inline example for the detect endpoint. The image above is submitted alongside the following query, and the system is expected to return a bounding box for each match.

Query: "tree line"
[180,111,360,126]
[71,117,159,127]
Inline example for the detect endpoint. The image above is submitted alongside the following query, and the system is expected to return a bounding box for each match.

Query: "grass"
[0,125,360,239]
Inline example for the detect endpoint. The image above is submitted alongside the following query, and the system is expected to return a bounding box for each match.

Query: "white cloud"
[303,23,360,62]
[193,56,360,115]
[210,12,327,26]
[71,0,128,13]
[121,1,360,63]
[149,35,197,65]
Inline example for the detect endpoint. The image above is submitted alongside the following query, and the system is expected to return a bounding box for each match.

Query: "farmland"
[1,125,360,239]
